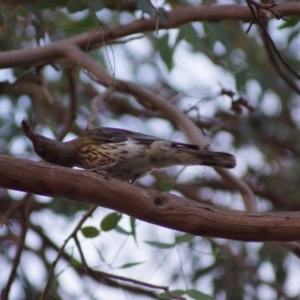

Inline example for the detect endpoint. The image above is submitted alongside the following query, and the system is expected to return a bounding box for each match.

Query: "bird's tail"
[173,147,236,169]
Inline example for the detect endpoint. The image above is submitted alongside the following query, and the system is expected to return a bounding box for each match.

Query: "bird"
[22,120,236,183]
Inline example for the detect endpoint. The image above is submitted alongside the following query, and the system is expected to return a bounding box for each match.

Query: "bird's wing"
[85,127,236,168]
[85,127,163,144]
[86,127,201,149]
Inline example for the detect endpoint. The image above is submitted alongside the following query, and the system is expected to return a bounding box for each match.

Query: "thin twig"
[2,195,33,300]
[73,236,184,298]
[86,86,114,129]
[57,69,77,141]
[262,24,300,95]
[146,0,160,34]
[81,267,186,300]
[256,18,300,80]
[29,224,159,298]
[39,205,97,300]
[245,0,300,80]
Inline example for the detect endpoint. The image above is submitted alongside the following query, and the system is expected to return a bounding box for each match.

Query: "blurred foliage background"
[1,0,300,299]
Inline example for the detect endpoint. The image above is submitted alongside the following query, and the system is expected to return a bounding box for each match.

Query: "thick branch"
[1,154,300,242]
[0,0,138,11]
[0,3,299,69]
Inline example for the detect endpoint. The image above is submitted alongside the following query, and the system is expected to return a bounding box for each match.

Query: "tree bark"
[1,154,300,242]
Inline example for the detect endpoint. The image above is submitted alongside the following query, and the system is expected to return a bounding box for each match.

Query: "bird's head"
[21,120,71,166]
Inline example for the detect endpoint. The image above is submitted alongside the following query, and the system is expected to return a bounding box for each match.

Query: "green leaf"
[117,261,145,269]
[145,240,174,249]
[58,13,98,37]
[130,216,137,242]
[176,23,201,51]
[278,17,299,29]
[137,0,156,16]
[158,180,174,192]
[115,225,131,235]
[101,212,122,231]
[49,198,90,217]
[81,226,100,238]
[0,13,4,27]
[94,246,108,264]
[70,257,82,267]
[67,0,88,13]
[157,33,174,71]
[188,289,213,300]
[88,0,105,12]
[157,293,172,300]
[157,7,169,24]
[175,233,195,244]
[158,290,185,300]
[36,0,67,9]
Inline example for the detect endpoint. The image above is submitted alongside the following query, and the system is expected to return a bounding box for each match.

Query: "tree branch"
[1,154,300,242]
[0,3,298,68]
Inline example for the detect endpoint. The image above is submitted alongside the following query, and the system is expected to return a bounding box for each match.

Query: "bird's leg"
[89,161,118,178]
[129,174,141,185]
[130,178,136,185]
[90,168,108,177]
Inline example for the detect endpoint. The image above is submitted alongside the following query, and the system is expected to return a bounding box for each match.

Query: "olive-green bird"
[22,120,236,183]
